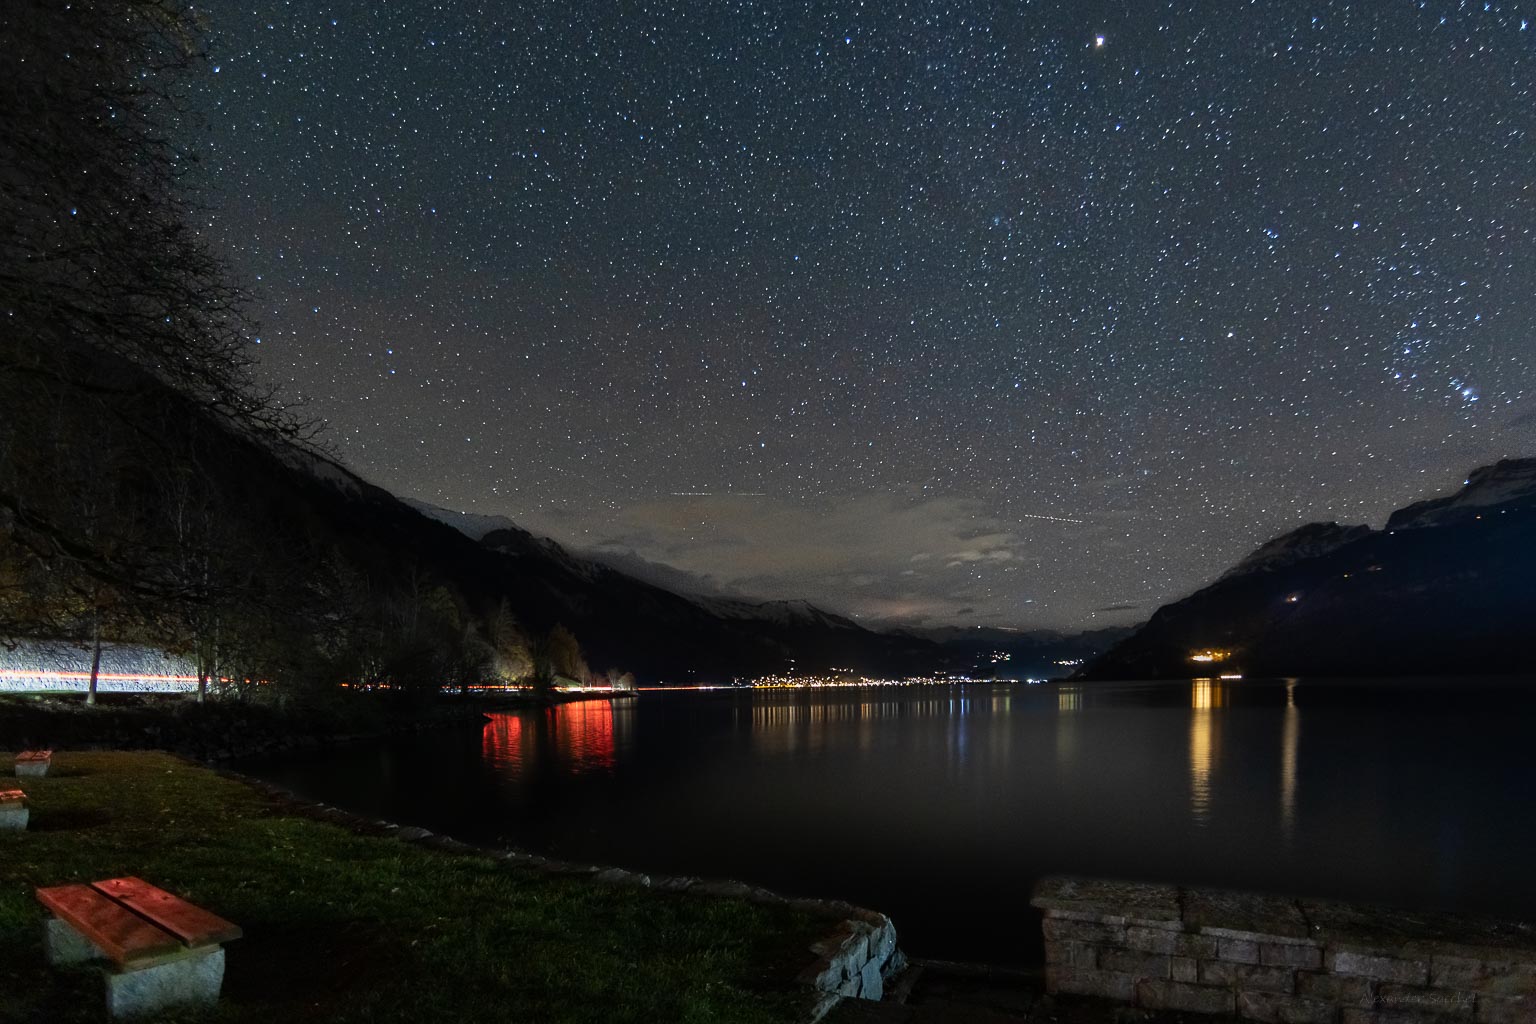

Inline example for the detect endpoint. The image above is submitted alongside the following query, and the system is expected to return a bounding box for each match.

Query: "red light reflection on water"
[480,702,618,774]
[554,700,616,772]
[481,713,529,771]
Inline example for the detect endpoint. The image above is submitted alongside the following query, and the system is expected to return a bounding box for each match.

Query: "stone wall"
[1032,877,1536,1024]
[797,912,905,1021]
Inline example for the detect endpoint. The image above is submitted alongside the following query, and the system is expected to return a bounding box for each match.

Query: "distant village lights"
[745,673,1048,688]
[1188,649,1232,664]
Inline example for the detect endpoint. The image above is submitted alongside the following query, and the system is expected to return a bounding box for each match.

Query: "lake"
[237,678,1536,963]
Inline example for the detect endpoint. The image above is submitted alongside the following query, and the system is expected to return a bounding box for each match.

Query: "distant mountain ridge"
[398,498,1122,680]
[1217,522,1373,580]
[1080,457,1536,680]
[402,498,522,542]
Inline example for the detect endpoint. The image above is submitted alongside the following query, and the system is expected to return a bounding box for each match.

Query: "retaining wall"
[1032,877,1536,1024]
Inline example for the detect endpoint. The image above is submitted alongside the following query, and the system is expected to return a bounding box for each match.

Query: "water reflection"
[1280,679,1299,841]
[240,677,1536,966]
[481,712,530,770]
[1055,684,1079,769]
[555,700,620,771]
[481,700,628,775]
[1189,678,1227,826]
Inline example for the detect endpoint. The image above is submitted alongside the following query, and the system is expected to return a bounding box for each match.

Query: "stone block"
[1126,925,1219,957]
[1199,959,1296,993]
[1135,978,1236,1015]
[16,760,49,778]
[0,804,27,830]
[1430,953,1536,997]
[809,924,870,982]
[1377,983,1475,1018]
[1031,877,1181,926]
[1128,915,1190,932]
[1124,926,1177,955]
[859,959,883,1001]
[1046,965,1138,1001]
[1261,942,1324,969]
[1183,887,1313,942]
[1044,939,1098,968]
[45,917,105,965]
[1237,990,1337,1024]
[1297,970,1377,1007]
[1299,897,1528,961]
[1477,993,1536,1024]
[1099,949,1172,980]
[797,957,841,991]
[392,825,433,841]
[1044,916,1126,946]
[1046,908,1131,926]
[867,917,897,967]
[1220,938,1263,964]
[1340,1010,1466,1024]
[104,947,225,1019]
[1172,957,1199,983]
[1328,949,1430,985]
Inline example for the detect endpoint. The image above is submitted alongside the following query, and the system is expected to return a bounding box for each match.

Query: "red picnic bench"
[37,876,242,1018]
[15,749,52,777]
[0,786,26,830]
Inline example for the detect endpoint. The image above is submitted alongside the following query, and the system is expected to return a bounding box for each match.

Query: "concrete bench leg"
[104,948,225,1019]
[44,917,104,964]
[44,918,227,1018]
[16,762,49,777]
[0,805,26,830]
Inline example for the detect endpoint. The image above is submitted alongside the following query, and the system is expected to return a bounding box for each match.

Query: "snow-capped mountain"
[1081,457,1536,680]
[1385,458,1536,530]
[1218,522,1374,580]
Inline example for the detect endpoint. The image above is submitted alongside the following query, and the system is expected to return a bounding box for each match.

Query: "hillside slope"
[1079,459,1536,680]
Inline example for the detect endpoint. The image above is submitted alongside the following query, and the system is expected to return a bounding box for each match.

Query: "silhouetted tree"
[0,0,316,666]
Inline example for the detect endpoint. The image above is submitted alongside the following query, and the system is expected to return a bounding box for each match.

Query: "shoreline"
[0,692,491,762]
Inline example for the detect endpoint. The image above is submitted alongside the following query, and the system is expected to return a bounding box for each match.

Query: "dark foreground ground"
[0,751,822,1024]
[1,749,1240,1024]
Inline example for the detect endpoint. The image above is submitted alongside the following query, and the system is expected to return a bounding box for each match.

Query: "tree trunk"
[86,617,103,706]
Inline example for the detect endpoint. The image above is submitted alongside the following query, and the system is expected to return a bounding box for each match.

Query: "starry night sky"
[195,1,1536,630]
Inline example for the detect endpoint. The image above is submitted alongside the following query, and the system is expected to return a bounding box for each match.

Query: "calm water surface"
[239,679,1536,963]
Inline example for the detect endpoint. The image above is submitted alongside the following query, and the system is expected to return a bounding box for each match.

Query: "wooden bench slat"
[0,788,24,804]
[36,885,183,964]
[90,877,243,947]
[18,750,52,762]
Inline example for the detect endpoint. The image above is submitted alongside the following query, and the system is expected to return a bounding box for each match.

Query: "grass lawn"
[0,751,822,1024]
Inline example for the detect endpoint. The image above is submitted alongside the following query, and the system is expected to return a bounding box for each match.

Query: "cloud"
[521,490,1096,627]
